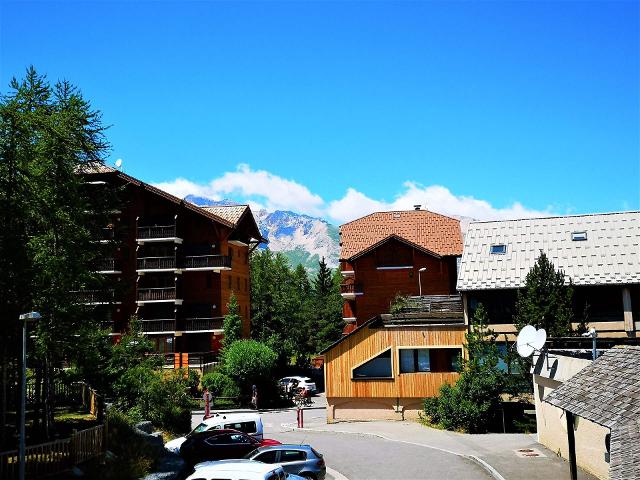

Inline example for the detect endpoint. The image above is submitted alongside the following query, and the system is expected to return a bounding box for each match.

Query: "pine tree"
[0,67,111,441]
[513,251,574,337]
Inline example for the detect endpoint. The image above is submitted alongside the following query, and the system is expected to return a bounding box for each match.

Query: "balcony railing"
[72,289,116,304]
[183,255,231,270]
[182,317,224,332]
[137,287,177,302]
[400,295,464,314]
[96,258,117,272]
[137,256,176,270]
[140,319,176,333]
[137,225,177,240]
[340,283,363,295]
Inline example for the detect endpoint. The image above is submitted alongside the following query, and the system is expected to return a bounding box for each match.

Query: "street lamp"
[18,311,41,480]
[418,267,427,296]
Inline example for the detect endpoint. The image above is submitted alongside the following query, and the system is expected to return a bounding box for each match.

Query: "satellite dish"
[115,158,123,169]
[516,325,536,357]
[516,325,547,358]
[533,328,547,351]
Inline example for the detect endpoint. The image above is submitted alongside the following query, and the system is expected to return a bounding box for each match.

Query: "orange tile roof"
[202,205,249,227]
[340,210,463,260]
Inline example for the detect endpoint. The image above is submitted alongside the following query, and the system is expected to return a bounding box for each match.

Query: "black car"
[179,429,279,465]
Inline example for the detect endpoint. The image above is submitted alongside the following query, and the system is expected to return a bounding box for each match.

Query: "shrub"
[143,371,195,434]
[202,371,241,398]
[221,340,278,405]
[422,304,506,433]
[389,293,409,314]
[186,368,201,397]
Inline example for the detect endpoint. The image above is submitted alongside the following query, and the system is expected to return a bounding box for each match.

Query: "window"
[223,421,256,434]
[490,244,507,255]
[571,231,587,241]
[280,450,306,462]
[400,349,430,373]
[254,450,278,463]
[229,433,250,443]
[399,348,461,373]
[353,349,392,379]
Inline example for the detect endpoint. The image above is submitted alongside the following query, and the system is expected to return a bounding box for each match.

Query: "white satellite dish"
[516,325,536,357]
[516,325,547,358]
[115,158,123,169]
[533,328,547,351]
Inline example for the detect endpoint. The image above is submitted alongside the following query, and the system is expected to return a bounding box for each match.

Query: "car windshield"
[188,422,209,436]
[243,448,260,459]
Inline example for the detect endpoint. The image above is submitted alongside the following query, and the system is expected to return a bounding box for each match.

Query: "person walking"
[251,384,258,410]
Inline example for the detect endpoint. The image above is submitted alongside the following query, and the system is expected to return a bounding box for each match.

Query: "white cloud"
[154,164,553,223]
[153,164,324,216]
[327,182,552,223]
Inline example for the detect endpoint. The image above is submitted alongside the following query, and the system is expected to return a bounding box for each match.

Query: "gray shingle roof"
[456,211,640,290]
[545,346,640,480]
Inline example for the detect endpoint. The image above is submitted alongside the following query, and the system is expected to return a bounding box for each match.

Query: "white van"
[165,412,264,454]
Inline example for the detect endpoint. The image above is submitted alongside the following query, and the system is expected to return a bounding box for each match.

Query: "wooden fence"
[0,424,105,479]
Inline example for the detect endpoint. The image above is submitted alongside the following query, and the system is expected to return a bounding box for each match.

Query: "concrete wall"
[327,397,425,422]
[533,354,610,480]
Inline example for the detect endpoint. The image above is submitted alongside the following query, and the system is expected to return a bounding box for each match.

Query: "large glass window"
[399,348,461,373]
[353,349,392,379]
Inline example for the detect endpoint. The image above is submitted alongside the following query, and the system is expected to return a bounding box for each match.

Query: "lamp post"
[18,311,41,480]
[418,267,427,296]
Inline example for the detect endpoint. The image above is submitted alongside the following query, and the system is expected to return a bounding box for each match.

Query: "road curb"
[283,423,507,480]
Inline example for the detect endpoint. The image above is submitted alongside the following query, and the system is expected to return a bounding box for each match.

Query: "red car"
[180,429,281,465]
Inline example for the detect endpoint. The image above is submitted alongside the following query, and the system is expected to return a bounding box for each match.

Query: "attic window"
[490,244,507,255]
[571,231,587,241]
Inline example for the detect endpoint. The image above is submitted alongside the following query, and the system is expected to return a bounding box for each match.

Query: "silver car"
[245,444,326,480]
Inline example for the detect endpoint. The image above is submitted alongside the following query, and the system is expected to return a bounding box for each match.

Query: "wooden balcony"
[136,287,181,304]
[340,283,363,300]
[402,295,463,313]
[140,319,176,333]
[137,256,177,272]
[72,289,119,305]
[183,255,231,271]
[181,317,224,333]
[136,225,182,244]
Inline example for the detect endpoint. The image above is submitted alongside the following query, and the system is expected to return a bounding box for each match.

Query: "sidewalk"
[287,415,597,480]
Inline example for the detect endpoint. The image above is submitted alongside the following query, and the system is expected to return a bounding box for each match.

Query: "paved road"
[191,402,492,480]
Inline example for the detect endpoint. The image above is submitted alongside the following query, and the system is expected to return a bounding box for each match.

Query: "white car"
[279,377,317,395]
[188,459,302,480]
[165,412,263,454]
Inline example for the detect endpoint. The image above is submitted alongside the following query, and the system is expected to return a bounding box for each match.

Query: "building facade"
[339,209,463,333]
[82,165,265,361]
[457,212,640,340]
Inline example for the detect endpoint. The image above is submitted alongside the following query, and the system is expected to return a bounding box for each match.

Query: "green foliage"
[202,371,241,398]
[97,409,160,479]
[423,304,506,433]
[250,251,343,366]
[221,340,278,402]
[390,293,410,314]
[0,67,116,440]
[223,293,243,348]
[513,251,574,337]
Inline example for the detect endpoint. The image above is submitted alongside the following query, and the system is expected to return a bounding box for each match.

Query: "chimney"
[414,204,421,210]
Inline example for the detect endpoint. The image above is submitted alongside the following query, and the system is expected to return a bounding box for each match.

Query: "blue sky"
[2,1,638,222]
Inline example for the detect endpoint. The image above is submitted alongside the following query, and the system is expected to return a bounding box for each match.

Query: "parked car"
[187,459,289,480]
[166,412,264,454]
[279,376,317,395]
[245,444,326,480]
[180,429,281,465]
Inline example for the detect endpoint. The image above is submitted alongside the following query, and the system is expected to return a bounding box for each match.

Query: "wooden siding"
[325,324,465,398]
[346,239,458,325]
